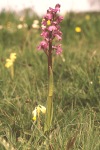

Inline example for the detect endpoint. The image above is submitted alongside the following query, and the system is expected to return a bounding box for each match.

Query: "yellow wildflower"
[75,27,81,33]
[5,59,13,68]
[32,105,46,121]
[5,53,16,68]
[32,108,37,121]
[5,53,17,79]
[39,105,46,114]
[10,53,16,62]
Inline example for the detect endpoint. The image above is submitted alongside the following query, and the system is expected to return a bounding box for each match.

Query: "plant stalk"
[44,40,53,132]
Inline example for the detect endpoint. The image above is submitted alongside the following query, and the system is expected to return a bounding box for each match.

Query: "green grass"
[0,11,100,149]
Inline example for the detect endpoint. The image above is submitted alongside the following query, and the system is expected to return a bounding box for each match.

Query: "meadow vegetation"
[0,10,100,149]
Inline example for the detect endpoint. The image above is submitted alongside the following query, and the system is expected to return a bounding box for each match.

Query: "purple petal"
[56,44,62,55]
[48,25,57,31]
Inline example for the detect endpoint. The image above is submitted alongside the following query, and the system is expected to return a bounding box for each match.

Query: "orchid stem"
[44,41,53,132]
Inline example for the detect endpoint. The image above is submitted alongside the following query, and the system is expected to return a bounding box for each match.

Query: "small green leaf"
[44,96,53,132]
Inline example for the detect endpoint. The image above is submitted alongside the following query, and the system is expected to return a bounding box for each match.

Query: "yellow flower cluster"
[75,26,81,33]
[32,105,46,121]
[5,53,17,68]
